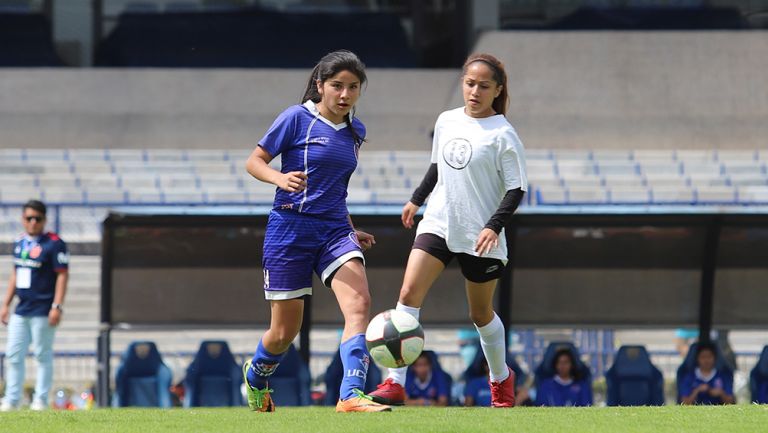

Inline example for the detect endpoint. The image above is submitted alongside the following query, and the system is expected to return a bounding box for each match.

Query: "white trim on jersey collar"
[553,375,574,386]
[302,100,349,131]
[695,367,717,382]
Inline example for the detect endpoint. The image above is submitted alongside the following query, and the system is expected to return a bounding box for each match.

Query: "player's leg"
[244,211,314,412]
[30,316,56,410]
[1,315,31,410]
[244,299,303,412]
[461,255,515,407]
[370,234,448,405]
[329,258,391,412]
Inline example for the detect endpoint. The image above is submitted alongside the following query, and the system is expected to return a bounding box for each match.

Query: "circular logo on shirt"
[30,245,42,259]
[442,138,473,170]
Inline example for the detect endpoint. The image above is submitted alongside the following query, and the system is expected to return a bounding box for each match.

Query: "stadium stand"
[605,345,665,406]
[183,340,243,407]
[0,11,62,66]
[114,341,173,407]
[96,9,415,67]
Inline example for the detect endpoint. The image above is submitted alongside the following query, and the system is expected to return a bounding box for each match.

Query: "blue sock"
[339,333,369,400]
[246,339,284,390]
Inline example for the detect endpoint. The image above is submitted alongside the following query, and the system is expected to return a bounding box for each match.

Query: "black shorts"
[412,233,506,283]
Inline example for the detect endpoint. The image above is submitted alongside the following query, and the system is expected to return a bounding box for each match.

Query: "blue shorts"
[262,210,364,300]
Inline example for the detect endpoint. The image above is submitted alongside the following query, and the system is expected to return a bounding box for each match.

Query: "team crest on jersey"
[443,138,473,169]
[30,245,43,259]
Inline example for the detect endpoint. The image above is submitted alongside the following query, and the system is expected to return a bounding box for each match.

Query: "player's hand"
[356,230,376,251]
[401,201,419,229]
[0,306,9,325]
[474,228,499,257]
[695,384,709,394]
[48,308,62,327]
[276,171,307,193]
[708,387,723,397]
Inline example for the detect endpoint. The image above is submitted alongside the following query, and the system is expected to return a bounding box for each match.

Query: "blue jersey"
[12,232,68,316]
[464,376,492,406]
[258,101,364,221]
[536,376,593,407]
[680,368,733,405]
[405,372,450,403]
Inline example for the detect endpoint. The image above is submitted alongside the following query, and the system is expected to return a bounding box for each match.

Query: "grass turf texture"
[1,405,767,433]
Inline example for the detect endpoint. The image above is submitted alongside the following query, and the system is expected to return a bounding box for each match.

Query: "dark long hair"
[553,348,582,381]
[301,50,367,145]
[462,53,509,116]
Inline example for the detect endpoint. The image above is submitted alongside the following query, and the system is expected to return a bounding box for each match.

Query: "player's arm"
[709,382,735,404]
[347,215,375,251]
[475,188,525,257]
[49,270,68,326]
[246,146,307,193]
[1,266,16,325]
[680,379,707,405]
[403,163,437,229]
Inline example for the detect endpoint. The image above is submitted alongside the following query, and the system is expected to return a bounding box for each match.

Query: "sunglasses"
[24,216,44,223]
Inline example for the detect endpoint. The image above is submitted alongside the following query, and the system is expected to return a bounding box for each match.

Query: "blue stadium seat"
[749,346,768,404]
[0,13,62,66]
[323,348,382,405]
[462,342,527,389]
[267,344,311,406]
[183,340,243,407]
[114,341,173,407]
[605,345,664,406]
[534,342,592,387]
[676,342,734,403]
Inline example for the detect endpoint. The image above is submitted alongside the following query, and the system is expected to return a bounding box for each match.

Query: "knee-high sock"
[246,339,285,390]
[339,333,370,400]
[387,302,421,386]
[475,313,510,383]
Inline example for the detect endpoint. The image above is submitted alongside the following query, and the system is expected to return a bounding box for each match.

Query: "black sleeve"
[409,163,438,206]
[484,188,525,234]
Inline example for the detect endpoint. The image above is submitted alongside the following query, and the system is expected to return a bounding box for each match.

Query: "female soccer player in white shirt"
[370,53,527,408]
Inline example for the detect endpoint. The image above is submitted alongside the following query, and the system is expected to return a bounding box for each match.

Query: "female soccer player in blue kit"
[242,50,390,413]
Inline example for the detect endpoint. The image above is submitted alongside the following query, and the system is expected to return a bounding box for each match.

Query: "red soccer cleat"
[489,367,516,408]
[368,378,406,406]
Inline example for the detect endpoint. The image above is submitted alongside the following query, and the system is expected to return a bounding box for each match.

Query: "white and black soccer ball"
[365,309,425,369]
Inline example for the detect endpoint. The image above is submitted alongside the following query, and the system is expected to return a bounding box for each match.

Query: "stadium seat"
[183,340,243,407]
[749,346,768,404]
[114,341,173,407]
[323,348,382,405]
[605,345,664,406]
[534,342,592,387]
[462,342,527,389]
[266,344,311,406]
[676,342,734,403]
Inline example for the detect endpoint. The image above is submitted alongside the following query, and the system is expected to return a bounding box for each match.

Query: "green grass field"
[2,405,768,433]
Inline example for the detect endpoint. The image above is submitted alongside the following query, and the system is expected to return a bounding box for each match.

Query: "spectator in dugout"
[405,351,450,406]
[536,348,593,407]
[680,342,735,405]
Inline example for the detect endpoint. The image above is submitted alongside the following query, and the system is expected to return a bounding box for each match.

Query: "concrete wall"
[2,31,766,151]
[0,69,459,150]
[466,31,768,149]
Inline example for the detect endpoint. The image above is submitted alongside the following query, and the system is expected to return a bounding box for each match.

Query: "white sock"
[475,313,510,383]
[387,302,421,386]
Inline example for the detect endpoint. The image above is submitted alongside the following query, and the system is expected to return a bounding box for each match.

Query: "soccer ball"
[365,309,425,369]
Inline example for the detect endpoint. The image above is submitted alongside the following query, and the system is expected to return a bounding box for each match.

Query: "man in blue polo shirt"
[1,200,69,411]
